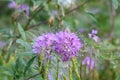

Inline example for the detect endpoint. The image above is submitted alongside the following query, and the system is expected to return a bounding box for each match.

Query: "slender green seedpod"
[39,49,45,73]
[69,63,73,80]
[72,58,81,80]
[44,60,50,80]
[63,75,67,80]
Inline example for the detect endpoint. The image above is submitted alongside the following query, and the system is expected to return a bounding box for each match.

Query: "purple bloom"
[53,31,82,61]
[58,72,62,79]
[19,4,29,16]
[91,29,98,34]
[8,2,29,16]
[32,33,56,54]
[0,42,6,48]
[8,1,17,9]
[48,71,54,80]
[88,29,99,42]
[92,35,99,42]
[78,28,85,33]
[82,56,95,70]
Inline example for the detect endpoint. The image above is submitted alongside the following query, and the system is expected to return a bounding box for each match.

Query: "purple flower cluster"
[32,31,82,61]
[8,1,29,16]
[0,42,6,49]
[8,1,17,9]
[19,4,29,16]
[88,29,99,42]
[32,33,56,54]
[53,31,82,61]
[82,56,95,70]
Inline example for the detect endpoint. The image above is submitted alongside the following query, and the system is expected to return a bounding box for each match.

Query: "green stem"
[92,69,94,80]
[24,0,51,30]
[56,60,59,80]
[80,60,82,80]
[84,65,86,80]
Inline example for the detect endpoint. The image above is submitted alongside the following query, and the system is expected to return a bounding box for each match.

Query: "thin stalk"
[24,0,51,30]
[26,0,89,30]
[106,0,116,40]
[80,59,82,80]
[84,65,86,80]
[56,59,59,80]
[65,0,89,15]
[92,69,95,80]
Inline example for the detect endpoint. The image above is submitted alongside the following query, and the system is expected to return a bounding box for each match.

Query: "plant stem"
[24,0,51,30]
[65,0,89,15]
[26,0,89,30]
[84,65,86,80]
[107,0,116,40]
[56,59,59,80]
[80,59,82,80]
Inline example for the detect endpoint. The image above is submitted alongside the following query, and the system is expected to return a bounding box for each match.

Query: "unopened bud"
[48,16,54,26]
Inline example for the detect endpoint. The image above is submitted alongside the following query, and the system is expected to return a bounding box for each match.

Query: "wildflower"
[53,31,82,61]
[0,42,6,49]
[88,29,99,42]
[82,56,95,70]
[8,1,18,9]
[8,1,29,16]
[32,33,56,54]
[19,4,29,16]
[78,28,86,33]
[48,70,54,80]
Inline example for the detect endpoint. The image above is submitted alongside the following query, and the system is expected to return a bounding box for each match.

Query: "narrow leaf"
[17,23,26,40]
[112,0,119,9]
[24,56,36,76]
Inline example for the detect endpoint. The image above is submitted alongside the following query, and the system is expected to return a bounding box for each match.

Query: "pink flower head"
[32,33,56,54]
[19,4,29,16]
[88,29,99,42]
[0,42,6,49]
[92,29,98,34]
[8,1,17,9]
[82,56,95,70]
[53,31,83,61]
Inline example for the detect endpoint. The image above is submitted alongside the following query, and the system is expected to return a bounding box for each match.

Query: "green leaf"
[85,10,98,24]
[16,39,32,51]
[116,74,120,80]
[15,58,20,70]
[17,52,33,57]
[17,23,26,40]
[24,56,36,76]
[89,15,98,24]
[112,0,119,9]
